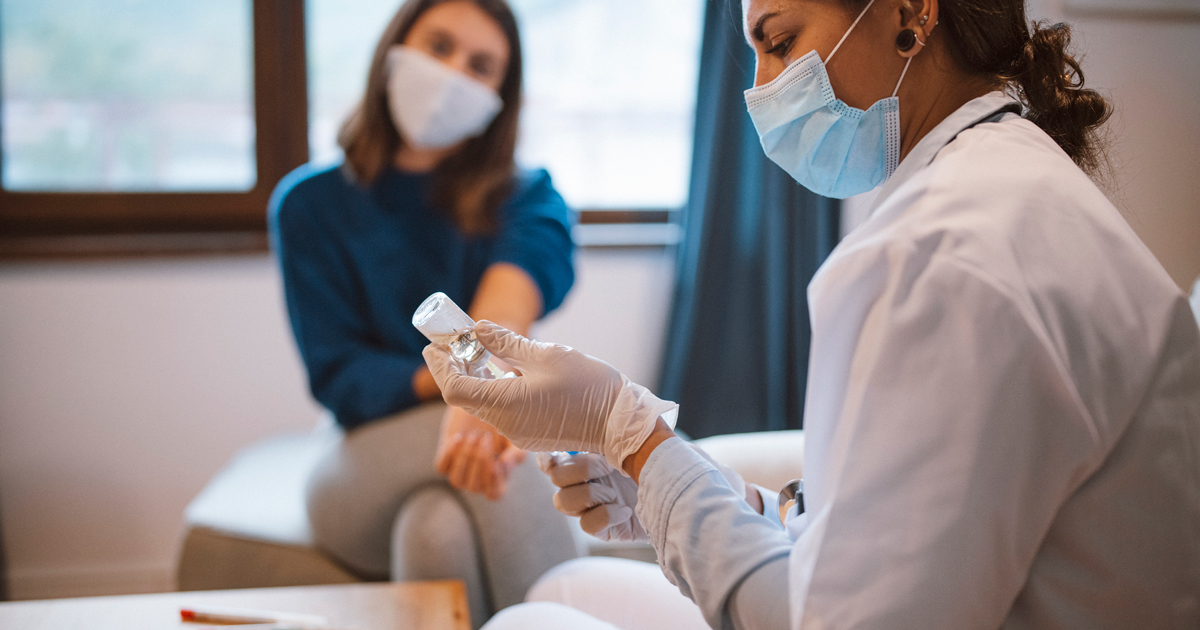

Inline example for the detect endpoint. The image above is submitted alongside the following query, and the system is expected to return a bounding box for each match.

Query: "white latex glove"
[537,445,751,543]
[538,451,647,542]
[422,321,678,470]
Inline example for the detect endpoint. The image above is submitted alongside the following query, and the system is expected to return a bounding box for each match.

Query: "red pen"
[180,606,328,627]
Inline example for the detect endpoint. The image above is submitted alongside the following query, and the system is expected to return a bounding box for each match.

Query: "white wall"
[0,248,676,600]
[533,247,678,390]
[0,256,321,599]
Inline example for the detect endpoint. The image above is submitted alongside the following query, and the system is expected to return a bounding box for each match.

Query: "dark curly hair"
[846,0,1113,177]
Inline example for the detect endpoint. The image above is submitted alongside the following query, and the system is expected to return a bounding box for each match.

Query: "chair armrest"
[692,431,804,492]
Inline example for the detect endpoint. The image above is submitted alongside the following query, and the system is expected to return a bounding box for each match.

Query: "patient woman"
[267,0,577,624]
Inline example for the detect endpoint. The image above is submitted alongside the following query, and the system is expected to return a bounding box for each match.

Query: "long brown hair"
[338,0,523,234]
[843,0,1112,178]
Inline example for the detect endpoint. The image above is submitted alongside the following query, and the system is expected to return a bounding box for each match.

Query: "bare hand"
[435,408,526,500]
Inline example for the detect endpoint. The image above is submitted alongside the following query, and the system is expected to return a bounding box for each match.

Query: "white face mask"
[385,45,503,150]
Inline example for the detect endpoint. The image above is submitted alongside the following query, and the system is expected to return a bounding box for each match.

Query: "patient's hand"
[435,406,526,500]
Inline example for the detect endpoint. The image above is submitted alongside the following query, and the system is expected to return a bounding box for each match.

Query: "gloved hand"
[538,451,647,542]
[422,321,678,470]
[537,445,752,543]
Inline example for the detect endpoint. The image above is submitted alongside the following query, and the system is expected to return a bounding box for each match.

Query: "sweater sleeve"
[269,173,425,430]
[491,169,576,315]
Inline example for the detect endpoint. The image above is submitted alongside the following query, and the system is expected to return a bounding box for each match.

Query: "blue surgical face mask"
[744,0,912,199]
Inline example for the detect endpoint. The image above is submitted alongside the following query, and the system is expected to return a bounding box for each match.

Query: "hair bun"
[1015,21,1112,174]
[931,0,1112,177]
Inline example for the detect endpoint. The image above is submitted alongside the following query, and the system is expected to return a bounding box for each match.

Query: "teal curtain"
[659,0,840,439]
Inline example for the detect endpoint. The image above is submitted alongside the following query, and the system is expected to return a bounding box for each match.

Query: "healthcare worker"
[424,0,1200,628]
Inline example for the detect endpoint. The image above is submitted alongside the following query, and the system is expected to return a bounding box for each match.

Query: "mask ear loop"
[892,57,913,97]
[891,22,928,97]
[827,0,877,64]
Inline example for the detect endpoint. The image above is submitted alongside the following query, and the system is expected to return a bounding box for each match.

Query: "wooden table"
[0,581,470,630]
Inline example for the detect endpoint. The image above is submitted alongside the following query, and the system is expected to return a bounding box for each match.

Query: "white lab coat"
[482,92,1200,630]
[790,92,1200,627]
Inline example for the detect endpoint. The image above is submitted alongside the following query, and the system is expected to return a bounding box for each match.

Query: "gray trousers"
[306,402,579,628]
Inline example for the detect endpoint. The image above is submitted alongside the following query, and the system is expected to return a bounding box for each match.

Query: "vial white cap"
[412,292,477,343]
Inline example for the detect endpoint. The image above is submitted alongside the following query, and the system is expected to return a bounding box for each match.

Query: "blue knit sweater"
[269,163,575,429]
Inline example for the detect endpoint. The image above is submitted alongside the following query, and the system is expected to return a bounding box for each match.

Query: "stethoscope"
[778,479,804,524]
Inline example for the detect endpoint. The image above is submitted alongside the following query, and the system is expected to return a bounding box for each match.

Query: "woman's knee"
[393,484,490,628]
[391,484,479,579]
[304,402,447,575]
[461,455,580,610]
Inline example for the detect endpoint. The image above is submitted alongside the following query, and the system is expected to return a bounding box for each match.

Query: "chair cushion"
[184,431,338,546]
[178,429,368,590]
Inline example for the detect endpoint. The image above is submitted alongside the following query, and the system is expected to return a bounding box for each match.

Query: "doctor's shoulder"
[904,117,1170,283]
[931,116,1105,213]
[902,117,1135,257]
[820,114,1175,313]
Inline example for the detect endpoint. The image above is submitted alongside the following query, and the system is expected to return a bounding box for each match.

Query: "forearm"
[635,437,793,629]
[412,365,442,401]
[623,417,676,482]
[469,262,541,335]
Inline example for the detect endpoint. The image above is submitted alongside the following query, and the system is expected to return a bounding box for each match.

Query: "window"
[305,0,401,167]
[512,0,703,211]
[3,0,256,192]
[307,0,703,214]
[307,0,703,213]
[0,0,307,255]
[1,0,703,256]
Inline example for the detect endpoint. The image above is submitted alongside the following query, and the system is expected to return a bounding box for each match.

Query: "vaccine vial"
[412,292,507,379]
